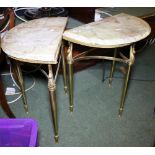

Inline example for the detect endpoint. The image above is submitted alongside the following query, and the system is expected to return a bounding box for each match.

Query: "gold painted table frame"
[1,17,68,143]
[8,46,68,143]
[66,43,135,116]
[63,13,151,116]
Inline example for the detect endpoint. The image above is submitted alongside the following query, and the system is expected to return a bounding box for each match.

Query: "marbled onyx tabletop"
[1,17,68,64]
[63,13,151,48]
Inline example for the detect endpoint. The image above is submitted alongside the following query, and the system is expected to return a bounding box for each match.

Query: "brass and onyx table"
[1,17,68,142]
[63,13,151,116]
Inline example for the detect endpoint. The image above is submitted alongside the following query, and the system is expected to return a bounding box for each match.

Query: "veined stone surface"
[1,17,68,64]
[63,13,151,48]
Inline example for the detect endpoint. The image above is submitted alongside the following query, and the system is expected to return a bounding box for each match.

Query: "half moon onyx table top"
[1,17,68,64]
[63,13,151,48]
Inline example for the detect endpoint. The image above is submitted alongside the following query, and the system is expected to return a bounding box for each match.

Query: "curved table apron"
[63,13,151,115]
[1,17,68,143]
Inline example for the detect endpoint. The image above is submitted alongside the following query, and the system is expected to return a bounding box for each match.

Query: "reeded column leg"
[61,41,68,94]
[68,63,73,112]
[48,65,59,143]
[10,59,20,87]
[109,48,117,86]
[67,43,74,112]
[119,45,135,116]
[11,60,28,113]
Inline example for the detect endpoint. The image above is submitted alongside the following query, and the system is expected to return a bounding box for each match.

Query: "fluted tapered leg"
[11,60,28,113]
[109,48,117,86]
[119,45,135,116]
[118,64,131,116]
[61,41,68,94]
[48,64,59,143]
[67,43,74,112]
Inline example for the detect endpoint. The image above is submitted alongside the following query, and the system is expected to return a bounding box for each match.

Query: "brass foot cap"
[64,86,68,94]
[24,106,29,114]
[54,135,59,143]
[118,109,123,117]
[108,78,112,87]
[69,106,74,112]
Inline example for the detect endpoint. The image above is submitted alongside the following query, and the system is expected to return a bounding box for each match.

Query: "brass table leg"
[67,43,74,112]
[10,59,20,88]
[119,64,131,116]
[61,41,68,94]
[11,60,28,113]
[119,45,135,116]
[109,48,117,86]
[48,64,59,143]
